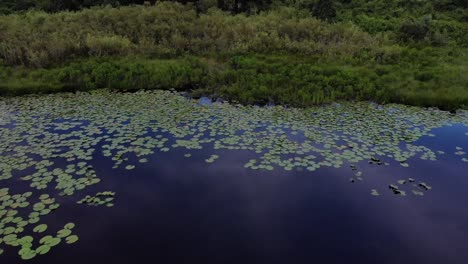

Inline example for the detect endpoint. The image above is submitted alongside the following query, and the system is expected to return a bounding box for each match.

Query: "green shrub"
[398,16,432,42]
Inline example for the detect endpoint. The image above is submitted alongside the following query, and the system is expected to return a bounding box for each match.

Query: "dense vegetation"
[0,1,467,110]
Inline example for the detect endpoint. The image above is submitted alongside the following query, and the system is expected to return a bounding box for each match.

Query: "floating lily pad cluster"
[1,89,467,259]
[454,147,468,162]
[372,178,432,196]
[205,155,219,163]
[0,188,76,260]
[14,222,78,260]
[77,192,115,207]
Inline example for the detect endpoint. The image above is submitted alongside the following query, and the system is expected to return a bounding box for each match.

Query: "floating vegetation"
[389,184,406,196]
[0,89,467,259]
[383,178,433,196]
[125,165,136,170]
[0,188,68,259]
[0,213,76,261]
[205,155,219,164]
[418,182,432,191]
[65,235,79,244]
[350,171,363,183]
[33,224,48,233]
[454,147,468,162]
[369,157,383,165]
[77,192,115,207]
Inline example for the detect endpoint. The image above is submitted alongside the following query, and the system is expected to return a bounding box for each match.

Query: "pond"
[1,90,468,264]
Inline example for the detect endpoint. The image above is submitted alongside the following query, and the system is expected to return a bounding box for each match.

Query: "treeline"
[0,2,467,110]
[1,0,467,18]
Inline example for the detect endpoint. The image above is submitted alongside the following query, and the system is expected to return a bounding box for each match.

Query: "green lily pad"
[125,165,135,170]
[64,223,75,230]
[36,245,51,255]
[57,229,72,238]
[19,249,37,260]
[3,234,18,243]
[33,224,48,233]
[19,236,33,244]
[65,235,79,244]
[39,235,53,244]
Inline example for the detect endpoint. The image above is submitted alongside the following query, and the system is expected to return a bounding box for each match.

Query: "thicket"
[0,1,467,110]
[0,4,376,67]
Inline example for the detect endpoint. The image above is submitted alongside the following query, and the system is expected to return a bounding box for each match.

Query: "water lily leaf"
[39,235,53,244]
[125,165,135,170]
[66,235,79,244]
[19,247,37,260]
[64,223,75,230]
[36,245,51,255]
[33,224,47,233]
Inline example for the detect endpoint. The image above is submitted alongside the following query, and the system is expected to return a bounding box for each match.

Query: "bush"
[398,16,432,42]
[313,0,336,22]
[0,3,375,67]
[85,35,133,56]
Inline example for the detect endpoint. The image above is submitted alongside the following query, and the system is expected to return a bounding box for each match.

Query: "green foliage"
[0,1,467,110]
[312,0,336,22]
[196,0,218,13]
[1,53,467,110]
[0,4,375,67]
[0,57,205,95]
[398,15,433,42]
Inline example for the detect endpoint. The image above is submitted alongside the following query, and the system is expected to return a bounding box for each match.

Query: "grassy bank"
[2,55,467,110]
[0,2,467,110]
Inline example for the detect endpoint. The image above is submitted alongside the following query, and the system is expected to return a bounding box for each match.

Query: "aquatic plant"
[77,192,115,207]
[0,89,467,259]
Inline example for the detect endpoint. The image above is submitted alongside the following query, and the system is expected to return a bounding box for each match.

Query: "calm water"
[2,123,468,264]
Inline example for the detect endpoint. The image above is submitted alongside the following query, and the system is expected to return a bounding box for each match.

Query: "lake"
[1,90,468,264]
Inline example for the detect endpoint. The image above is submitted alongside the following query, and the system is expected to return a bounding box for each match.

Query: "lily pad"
[19,248,36,260]
[64,223,75,230]
[36,245,51,255]
[125,165,135,170]
[57,229,72,238]
[33,224,47,233]
[66,235,79,244]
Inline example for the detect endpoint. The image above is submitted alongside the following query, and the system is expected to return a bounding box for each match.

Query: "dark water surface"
[2,124,468,264]
[2,92,468,264]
